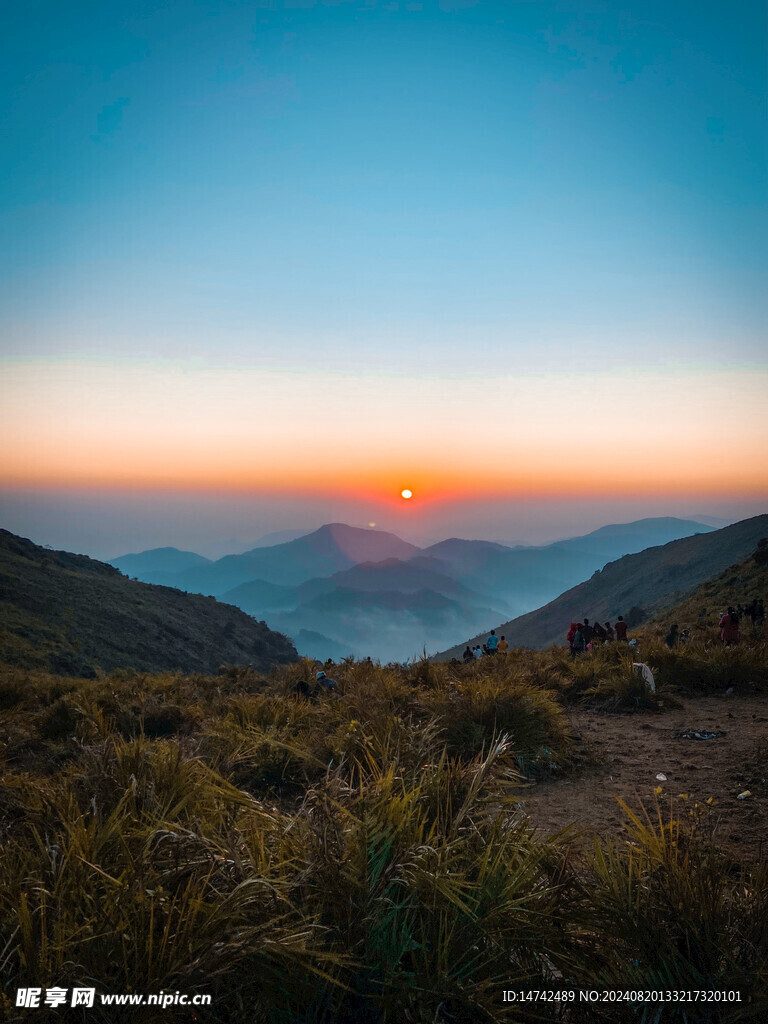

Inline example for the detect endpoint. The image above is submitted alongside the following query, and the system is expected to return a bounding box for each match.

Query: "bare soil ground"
[522,693,768,862]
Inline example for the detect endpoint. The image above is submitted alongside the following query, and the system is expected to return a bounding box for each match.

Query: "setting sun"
[400,489,413,500]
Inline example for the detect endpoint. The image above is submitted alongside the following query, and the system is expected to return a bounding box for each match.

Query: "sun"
[400,489,413,500]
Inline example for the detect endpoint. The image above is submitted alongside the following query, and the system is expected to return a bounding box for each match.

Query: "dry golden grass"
[1,649,767,1021]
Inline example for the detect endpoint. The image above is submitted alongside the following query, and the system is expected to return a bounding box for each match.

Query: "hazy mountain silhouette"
[249,528,314,547]
[0,530,297,675]
[270,587,502,663]
[414,518,715,615]
[216,558,505,662]
[552,517,714,558]
[294,558,488,604]
[110,547,212,580]
[437,515,768,656]
[290,629,355,662]
[110,516,716,662]
[415,539,511,576]
[155,524,420,595]
[688,515,738,528]
[217,578,298,616]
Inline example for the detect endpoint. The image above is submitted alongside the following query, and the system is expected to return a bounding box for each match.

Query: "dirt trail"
[522,694,768,862]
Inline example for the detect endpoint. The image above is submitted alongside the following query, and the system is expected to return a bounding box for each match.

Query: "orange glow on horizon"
[2,360,767,507]
[2,454,767,506]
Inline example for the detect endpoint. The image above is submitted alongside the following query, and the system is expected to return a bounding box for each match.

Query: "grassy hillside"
[644,547,768,641]
[1,646,766,1022]
[0,530,297,675]
[439,514,768,657]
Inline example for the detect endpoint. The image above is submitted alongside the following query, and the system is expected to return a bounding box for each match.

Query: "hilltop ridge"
[0,530,297,676]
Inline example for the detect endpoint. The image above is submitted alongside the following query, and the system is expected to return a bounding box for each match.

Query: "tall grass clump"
[575,797,768,1021]
[287,736,580,1023]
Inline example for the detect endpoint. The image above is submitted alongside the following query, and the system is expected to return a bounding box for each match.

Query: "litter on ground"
[632,662,655,692]
[674,729,719,740]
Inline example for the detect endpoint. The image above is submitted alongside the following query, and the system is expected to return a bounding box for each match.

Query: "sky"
[2,0,767,558]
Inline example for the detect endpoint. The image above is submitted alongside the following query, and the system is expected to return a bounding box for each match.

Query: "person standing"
[571,623,586,658]
[614,616,628,642]
[719,608,740,645]
[603,621,614,642]
[497,635,509,654]
[567,622,577,650]
[486,629,500,654]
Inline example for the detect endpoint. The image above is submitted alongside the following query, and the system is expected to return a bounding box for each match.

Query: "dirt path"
[522,693,768,862]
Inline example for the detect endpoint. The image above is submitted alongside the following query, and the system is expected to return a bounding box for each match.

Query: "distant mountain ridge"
[164,524,421,594]
[0,530,297,675]
[109,517,718,661]
[437,515,768,657]
[111,547,212,578]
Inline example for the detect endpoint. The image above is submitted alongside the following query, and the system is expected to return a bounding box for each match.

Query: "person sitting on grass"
[665,623,679,648]
[315,670,338,694]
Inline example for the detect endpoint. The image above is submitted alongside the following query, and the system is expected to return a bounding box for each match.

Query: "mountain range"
[109,517,716,662]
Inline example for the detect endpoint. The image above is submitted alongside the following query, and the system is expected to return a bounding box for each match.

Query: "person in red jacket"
[719,607,740,645]
[614,616,628,641]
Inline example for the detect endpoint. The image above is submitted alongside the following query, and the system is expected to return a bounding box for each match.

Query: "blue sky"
[4,0,766,370]
[1,1,766,555]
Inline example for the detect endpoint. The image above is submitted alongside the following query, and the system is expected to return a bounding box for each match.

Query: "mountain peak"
[300,524,420,564]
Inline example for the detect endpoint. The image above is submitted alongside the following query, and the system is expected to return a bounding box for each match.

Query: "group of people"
[567,616,629,657]
[663,623,691,647]
[715,599,766,644]
[462,630,509,662]
[666,597,765,648]
[732,598,765,628]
